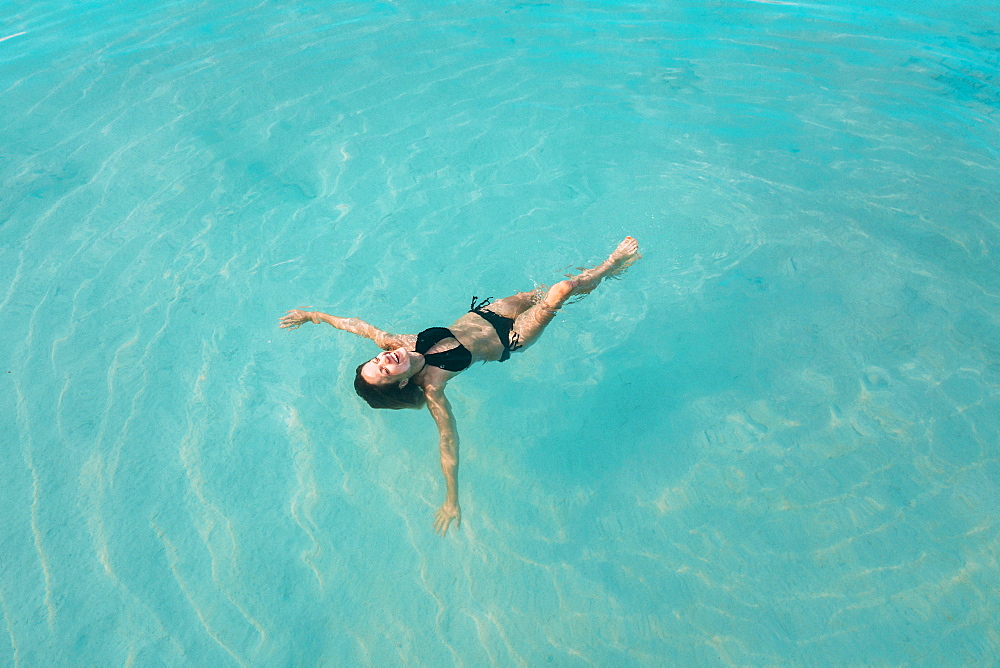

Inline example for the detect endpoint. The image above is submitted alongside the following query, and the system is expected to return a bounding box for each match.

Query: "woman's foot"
[608,236,640,269]
[571,236,641,294]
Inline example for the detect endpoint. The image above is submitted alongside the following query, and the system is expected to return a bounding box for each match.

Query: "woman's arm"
[424,386,461,536]
[279,309,409,350]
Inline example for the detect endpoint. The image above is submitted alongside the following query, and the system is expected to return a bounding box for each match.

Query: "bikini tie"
[470,295,493,311]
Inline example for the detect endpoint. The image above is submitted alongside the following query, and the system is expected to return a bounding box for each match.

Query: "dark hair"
[354,362,427,410]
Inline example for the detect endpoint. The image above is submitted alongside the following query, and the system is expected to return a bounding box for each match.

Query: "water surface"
[1,0,998,664]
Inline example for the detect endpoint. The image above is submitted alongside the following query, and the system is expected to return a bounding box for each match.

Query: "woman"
[279,236,640,536]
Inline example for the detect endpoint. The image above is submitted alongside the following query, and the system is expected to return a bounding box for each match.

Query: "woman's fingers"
[434,508,451,535]
[278,314,305,329]
[279,309,310,329]
[433,506,460,535]
[278,308,316,330]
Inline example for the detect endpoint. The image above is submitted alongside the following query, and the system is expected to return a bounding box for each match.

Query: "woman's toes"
[610,237,640,263]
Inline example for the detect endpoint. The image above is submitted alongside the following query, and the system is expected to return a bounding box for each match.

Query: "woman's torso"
[448,312,508,362]
[410,313,509,388]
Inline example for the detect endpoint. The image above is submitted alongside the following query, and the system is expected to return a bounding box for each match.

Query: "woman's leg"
[511,237,639,351]
[564,235,640,296]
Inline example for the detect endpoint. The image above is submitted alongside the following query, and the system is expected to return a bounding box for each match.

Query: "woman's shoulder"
[416,364,453,393]
[419,375,450,397]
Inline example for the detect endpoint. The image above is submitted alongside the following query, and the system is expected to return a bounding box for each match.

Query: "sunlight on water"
[1,0,997,664]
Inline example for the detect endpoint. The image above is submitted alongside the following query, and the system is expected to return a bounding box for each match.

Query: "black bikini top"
[415,327,472,372]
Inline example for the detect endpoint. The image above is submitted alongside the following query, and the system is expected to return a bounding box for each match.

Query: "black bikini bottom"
[469,296,522,362]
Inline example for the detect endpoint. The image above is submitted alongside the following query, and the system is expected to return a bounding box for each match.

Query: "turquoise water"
[2,0,998,664]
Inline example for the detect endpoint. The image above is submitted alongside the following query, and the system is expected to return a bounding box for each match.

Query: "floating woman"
[279,236,640,536]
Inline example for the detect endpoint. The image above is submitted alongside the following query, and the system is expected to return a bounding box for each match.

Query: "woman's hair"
[354,363,427,410]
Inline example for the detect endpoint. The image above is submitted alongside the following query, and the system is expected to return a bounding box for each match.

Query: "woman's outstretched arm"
[424,386,461,536]
[279,309,409,350]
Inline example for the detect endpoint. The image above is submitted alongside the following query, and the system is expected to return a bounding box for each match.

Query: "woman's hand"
[434,502,461,536]
[279,309,316,329]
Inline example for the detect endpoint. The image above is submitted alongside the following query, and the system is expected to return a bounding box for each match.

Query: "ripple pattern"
[1,0,998,664]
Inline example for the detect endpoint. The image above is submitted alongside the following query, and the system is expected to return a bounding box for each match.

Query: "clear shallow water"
[1,0,998,664]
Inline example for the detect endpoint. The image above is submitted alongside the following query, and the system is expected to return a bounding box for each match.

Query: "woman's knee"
[512,304,558,346]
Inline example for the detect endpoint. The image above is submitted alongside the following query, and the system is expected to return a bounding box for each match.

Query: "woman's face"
[361,347,414,385]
